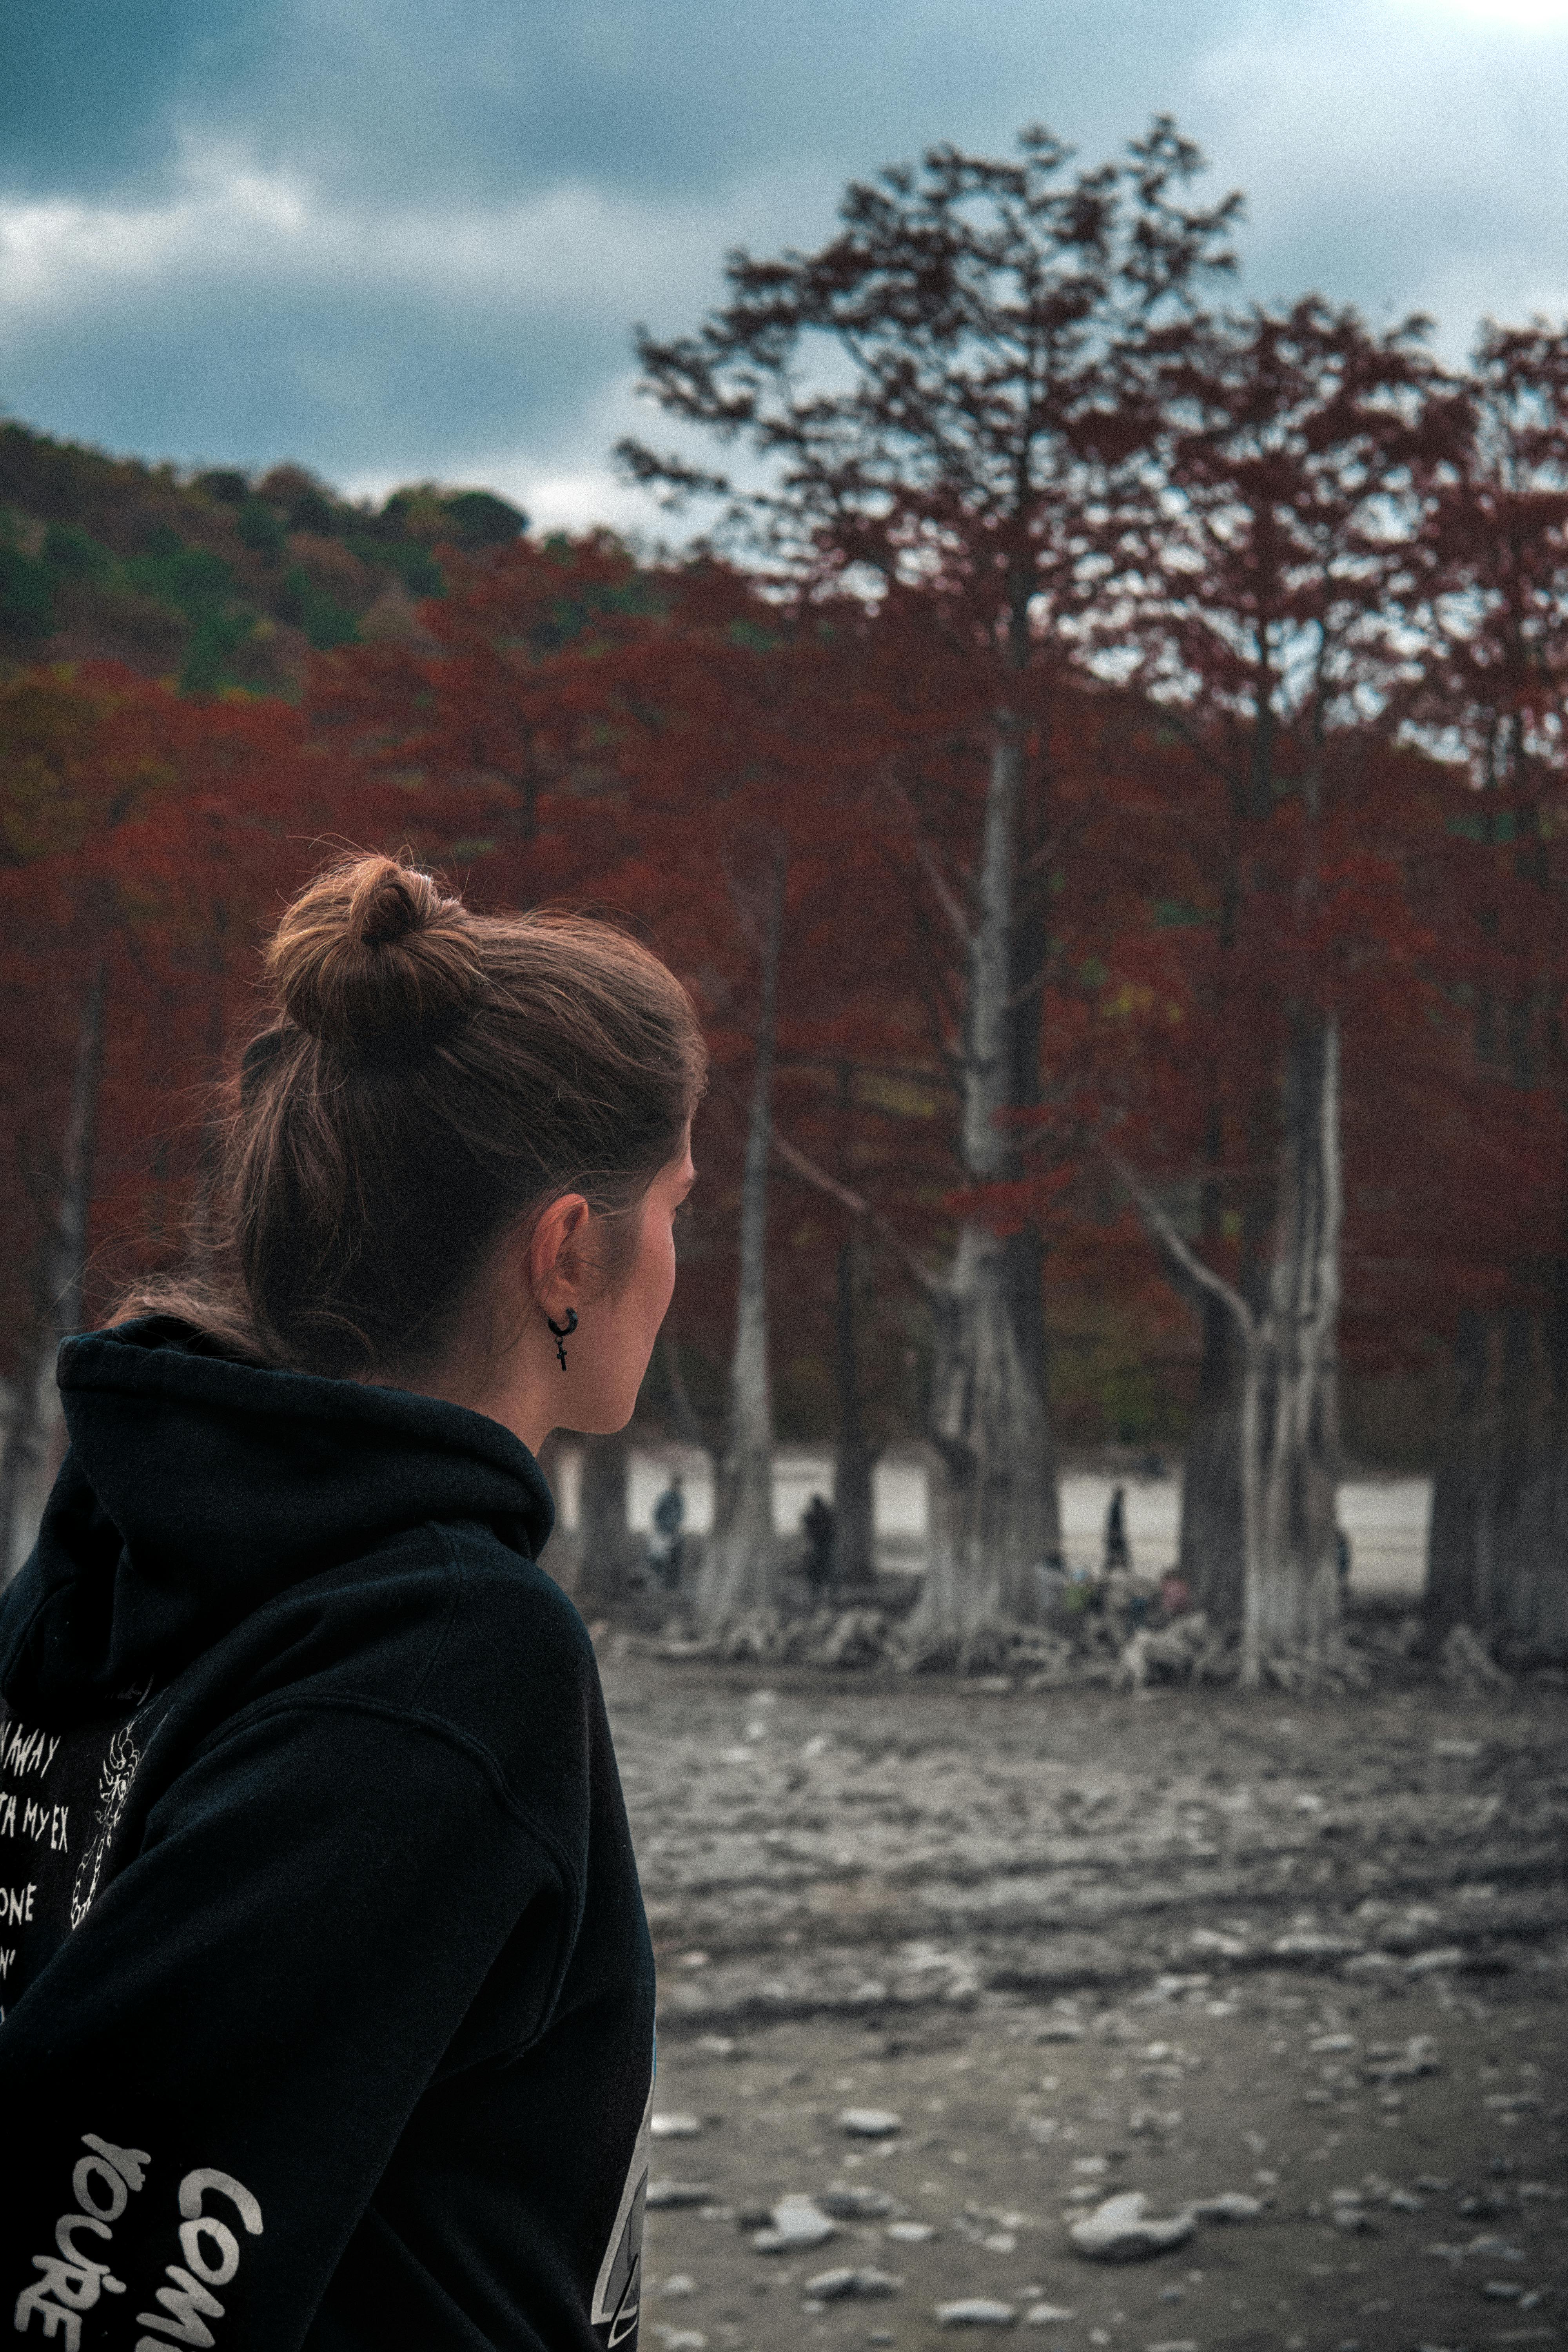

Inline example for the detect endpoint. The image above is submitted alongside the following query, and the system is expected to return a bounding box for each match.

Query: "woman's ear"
[527,1193,592,1310]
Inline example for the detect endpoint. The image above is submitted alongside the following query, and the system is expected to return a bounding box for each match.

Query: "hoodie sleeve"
[0,1695,575,2352]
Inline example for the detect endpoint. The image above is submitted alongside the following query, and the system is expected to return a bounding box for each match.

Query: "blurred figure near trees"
[1160,1570,1193,1620]
[650,1474,686,1593]
[803,1494,836,1604]
[1104,1485,1131,1575]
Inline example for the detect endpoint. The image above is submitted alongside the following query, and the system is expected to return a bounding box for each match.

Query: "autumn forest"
[2,126,1566,1675]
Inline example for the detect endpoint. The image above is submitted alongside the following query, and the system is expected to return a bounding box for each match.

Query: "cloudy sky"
[3,0,1565,531]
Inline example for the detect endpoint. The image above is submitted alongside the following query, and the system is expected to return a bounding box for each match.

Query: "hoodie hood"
[0,1315,555,1726]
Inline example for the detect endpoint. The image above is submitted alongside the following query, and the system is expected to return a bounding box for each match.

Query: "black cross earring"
[546,1307,578,1371]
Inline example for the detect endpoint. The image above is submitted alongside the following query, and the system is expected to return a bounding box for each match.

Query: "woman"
[0,854,704,2351]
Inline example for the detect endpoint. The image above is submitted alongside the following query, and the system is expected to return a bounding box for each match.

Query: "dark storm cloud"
[3,0,1210,205]
[2,2,1565,523]
[0,258,626,481]
[1,0,289,197]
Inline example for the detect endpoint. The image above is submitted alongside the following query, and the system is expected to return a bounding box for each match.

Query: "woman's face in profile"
[571,1132,696,1435]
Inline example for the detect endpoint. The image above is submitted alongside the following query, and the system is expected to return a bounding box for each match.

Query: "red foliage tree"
[1401,322,1568,1654]
[1089,298,1463,1673]
[0,667,390,1570]
[621,119,1240,1636]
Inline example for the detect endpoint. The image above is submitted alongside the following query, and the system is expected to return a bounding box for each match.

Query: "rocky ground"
[597,1649,1568,2352]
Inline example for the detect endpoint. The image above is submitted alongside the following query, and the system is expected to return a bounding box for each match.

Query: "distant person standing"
[1104,1482,1131,1573]
[651,1470,686,1591]
[803,1492,836,1602]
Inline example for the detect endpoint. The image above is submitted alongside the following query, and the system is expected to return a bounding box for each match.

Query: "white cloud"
[1394,0,1568,28]
[492,461,652,537]
[0,145,726,326]
[1186,0,1568,341]
[339,372,671,536]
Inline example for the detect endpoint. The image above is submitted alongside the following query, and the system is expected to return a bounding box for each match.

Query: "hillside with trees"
[0,420,526,693]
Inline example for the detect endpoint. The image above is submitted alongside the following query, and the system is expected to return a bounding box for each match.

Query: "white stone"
[1405,1947,1464,1977]
[1192,2192,1265,2221]
[818,2185,895,2219]
[804,2267,902,2301]
[838,2107,903,2138]
[751,2196,837,2253]
[936,2299,1017,2327]
[1362,2035,1440,2082]
[651,2112,703,2138]
[1069,2193,1196,2262]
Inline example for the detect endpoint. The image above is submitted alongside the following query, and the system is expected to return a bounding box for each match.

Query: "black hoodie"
[0,1319,655,2352]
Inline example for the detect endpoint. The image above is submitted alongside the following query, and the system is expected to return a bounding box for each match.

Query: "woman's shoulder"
[195,1522,608,1868]
[209,1519,597,1768]
[439,1524,597,1693]
[406,1524,610,1803]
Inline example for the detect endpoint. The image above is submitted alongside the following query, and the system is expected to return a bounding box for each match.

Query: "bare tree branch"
[705,1064,944,1303]
[659,1328,717,1454]
[768,1120,945,1304]
[880,766,973,948]
[1096,1137,1255,1339]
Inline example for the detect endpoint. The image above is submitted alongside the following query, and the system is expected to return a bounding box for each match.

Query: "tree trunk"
[1498,1285,1568,1656]
[0,1316,59,1589]
[1178,1292,1246,1619]
[1245,1012,1343,1676]
[1177,1078,1272,1627]
[1003,804,1061,1563]
[698,855,786,1626]
[1424,1295,1568,1659]
[577,1431,637,1608]
[0,956,107,1584]
[1112,1015,1342,1679]
[917,714,1054,1634]
[1485,1302,1568,1649]
[1425,1307,1491,1634]
[1484,1307,1530,1631]
[831,1231,878,1590]
[660,1329,720,1461]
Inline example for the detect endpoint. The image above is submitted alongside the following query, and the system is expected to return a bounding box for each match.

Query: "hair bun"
[358,863,435,949]
[267,853,480,1048]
